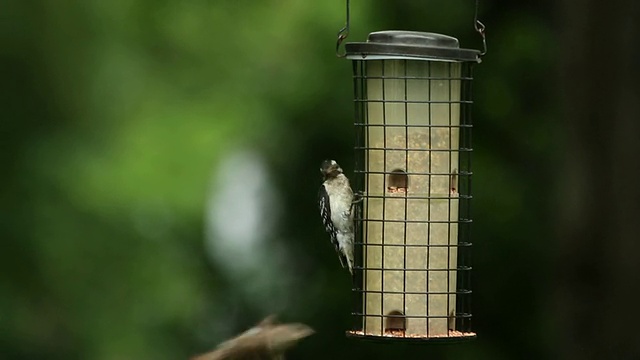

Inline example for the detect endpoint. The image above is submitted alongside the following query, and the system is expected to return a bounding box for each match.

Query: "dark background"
[3,0,639,359]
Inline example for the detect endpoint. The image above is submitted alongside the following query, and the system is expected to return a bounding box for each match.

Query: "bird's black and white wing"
[318,185,348,268]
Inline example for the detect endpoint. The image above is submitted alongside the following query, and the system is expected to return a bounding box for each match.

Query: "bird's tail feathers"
[334,251,353,274]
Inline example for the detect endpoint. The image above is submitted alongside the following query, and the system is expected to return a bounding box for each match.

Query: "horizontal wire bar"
[354,196,470,201]
[352,196,472,203]
[355,99,473,104]
[353,266,472,272]
[358,218,472,224]
[354,123,473,128]
[353,75,474,81]
[353,242,472,248]
[355,147,471,153]
[352,289,472,295]
[355,170,472,176]
[350,313,472,319]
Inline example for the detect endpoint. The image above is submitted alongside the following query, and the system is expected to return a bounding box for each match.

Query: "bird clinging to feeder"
[318,159,363,275]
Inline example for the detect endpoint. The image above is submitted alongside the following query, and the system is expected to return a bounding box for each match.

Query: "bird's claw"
[352,190,365,204]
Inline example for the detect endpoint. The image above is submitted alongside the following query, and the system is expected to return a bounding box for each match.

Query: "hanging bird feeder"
[337,0,486,342]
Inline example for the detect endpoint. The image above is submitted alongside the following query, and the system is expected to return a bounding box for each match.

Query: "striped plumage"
[318,160,355,274]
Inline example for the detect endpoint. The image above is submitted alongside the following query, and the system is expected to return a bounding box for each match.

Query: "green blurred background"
[2,1,559,359]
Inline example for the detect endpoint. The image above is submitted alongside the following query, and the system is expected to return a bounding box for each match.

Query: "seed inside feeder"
[384,310,407,336]
[387,169,408,193]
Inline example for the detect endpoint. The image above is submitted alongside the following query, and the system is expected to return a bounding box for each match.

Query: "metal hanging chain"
[474,0,487,57]
[336,0,350,57]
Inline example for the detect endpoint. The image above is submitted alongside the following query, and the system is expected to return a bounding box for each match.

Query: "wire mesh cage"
[345,31,479,342]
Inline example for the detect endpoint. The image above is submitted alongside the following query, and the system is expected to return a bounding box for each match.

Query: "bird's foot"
[352,191,365,204]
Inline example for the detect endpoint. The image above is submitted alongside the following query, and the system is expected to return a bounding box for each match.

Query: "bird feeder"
[338,3,485,342]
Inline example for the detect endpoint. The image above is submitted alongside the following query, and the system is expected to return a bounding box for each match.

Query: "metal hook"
[474,0,487,58]
[336,0,350,57]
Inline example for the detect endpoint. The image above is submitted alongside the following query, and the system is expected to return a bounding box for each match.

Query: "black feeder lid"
[345,30,480,62]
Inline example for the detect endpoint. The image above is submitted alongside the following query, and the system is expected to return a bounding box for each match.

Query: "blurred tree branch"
[191,315,314,360]
[557,0,640,359]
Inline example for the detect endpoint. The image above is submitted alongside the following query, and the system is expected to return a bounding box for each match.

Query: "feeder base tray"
[346,330,477,342]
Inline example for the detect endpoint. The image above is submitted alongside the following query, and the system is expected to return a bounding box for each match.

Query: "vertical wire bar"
[459,64,466,332]
[425,61,432,337]
[363,60,370,333]
[461,64,468,332]
[459,63,473,333]
[456,64,468,331]
[402,59,409,337]
[446,62,453,336]
[351,60,357,330]
[353,60,363,332]
[380,60,387,335]
[467,65,473,330]
[352,60,358,330]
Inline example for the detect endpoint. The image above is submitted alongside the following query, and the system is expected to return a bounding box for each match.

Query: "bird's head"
[320,159,343,179]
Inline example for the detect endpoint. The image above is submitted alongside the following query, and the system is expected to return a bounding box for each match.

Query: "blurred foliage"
[2,0,557,359]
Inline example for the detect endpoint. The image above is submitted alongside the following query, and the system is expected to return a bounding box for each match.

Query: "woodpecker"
[318,159,361,275]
